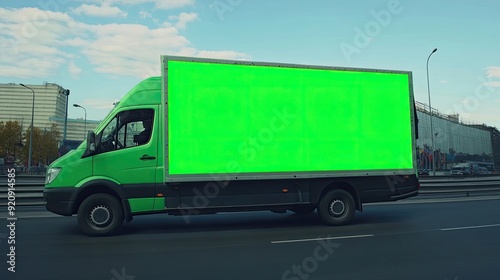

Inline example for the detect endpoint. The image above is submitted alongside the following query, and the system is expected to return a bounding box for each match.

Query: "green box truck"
[44,56,419,236]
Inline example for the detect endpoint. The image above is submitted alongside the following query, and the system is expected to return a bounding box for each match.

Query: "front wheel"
[318,189,355,226]
[77,193,124,237]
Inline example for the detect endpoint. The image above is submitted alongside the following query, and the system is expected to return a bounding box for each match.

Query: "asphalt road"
[1,196,500,280]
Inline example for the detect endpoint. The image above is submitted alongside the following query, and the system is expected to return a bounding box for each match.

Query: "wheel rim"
[329,199,346,217]
[89,205,112,227]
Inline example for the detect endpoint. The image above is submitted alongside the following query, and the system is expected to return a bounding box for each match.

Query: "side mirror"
[87,130,96,152]
[83,130,96,157]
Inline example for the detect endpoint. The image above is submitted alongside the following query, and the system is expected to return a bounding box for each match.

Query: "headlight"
[46,168,62,184]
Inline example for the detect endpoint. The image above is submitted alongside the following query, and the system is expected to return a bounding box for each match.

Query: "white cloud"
[484,81,500,88]
[86,0,195,10]
[154,0,195,9]
[0,7,250,79]
[483,67,500,89]
[68,61,83,76]
[81,23,191,78]
[486,66,500,78]
[139,11,152,19]
[198,50,250,60]
[176,48,250,60]
[64,37,89,48]
[0,7,81,78]
[72,3,127,18]
[83,98,118,110]
[169,12,198,29]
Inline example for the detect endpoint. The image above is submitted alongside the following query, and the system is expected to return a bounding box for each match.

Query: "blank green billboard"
[167,60,414,175]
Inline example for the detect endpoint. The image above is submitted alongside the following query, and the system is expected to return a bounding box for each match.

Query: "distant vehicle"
[450,163,472,176]
[418,169,429,176]
[466,161,495,175]
[471,163,480,175]
[478,167,491,175]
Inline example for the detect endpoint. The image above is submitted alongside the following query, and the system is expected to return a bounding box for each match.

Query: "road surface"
[1,195,499,280]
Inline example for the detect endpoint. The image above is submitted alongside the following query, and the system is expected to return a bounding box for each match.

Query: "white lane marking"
[440,224,500,231]
[368,195,500,206]
[271,234,373,244]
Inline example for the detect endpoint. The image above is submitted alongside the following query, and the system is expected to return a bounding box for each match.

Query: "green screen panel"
[167,60,413,175]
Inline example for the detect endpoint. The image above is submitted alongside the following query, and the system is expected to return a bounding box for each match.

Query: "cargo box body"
[164,57,416,182]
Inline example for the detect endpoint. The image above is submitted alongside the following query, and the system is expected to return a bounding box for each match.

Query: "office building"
[0,83,99,142]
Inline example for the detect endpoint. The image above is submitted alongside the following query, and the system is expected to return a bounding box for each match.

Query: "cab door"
[92,107,159,209]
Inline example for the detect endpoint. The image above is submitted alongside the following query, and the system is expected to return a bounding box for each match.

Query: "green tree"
[40,123,61,165]
[21,123,61,167]
[0,121,23,159]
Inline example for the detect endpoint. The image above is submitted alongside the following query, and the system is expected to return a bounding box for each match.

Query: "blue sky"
[1,0,499,128]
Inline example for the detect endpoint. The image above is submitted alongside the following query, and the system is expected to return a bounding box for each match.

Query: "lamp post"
[61,89,70,149]
[20,83,35,171]
[426,48,438,176]
[73,104,87,140]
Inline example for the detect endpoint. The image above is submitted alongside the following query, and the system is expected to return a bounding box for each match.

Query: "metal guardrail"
[418,176,500,196]
[0,182,45,206]
[0,167,47,176]
[1,176,500,207]
[0,176,46,206]
[419,188,500,197]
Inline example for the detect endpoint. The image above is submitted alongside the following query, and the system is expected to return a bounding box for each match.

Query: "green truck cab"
[44,56,419,236]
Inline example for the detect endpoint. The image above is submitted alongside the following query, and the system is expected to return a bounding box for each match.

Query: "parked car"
[418,169,429,176]
[450,163,472,176]
[478,167,491,175]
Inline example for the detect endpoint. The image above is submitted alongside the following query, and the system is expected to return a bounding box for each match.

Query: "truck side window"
[98,109,154,153]
[99,116,118,153]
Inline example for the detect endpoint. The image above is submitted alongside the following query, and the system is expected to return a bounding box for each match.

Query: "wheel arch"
[318,181,362,212]
[72,179,133,221]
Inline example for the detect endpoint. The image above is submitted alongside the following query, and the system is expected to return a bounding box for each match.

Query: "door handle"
[140,154,156,160]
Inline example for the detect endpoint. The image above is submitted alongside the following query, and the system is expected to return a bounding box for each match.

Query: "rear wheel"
[318,189,355,226]
[77,193,124,237]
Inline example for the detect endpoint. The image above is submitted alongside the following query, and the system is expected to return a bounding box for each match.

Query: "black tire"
[318,189,355,226]
[77,193,124,237]
[291,206,316,215]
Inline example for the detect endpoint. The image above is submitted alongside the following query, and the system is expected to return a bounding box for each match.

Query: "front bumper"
[43,187,78,216]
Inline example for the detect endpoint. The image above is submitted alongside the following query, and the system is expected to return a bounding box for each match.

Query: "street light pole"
[62,89,70,149]
[426,48,438,176]
[20,83,35,171]
[73,104,87,140]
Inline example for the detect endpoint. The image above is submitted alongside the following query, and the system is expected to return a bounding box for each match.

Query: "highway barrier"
[1,176,500,207]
